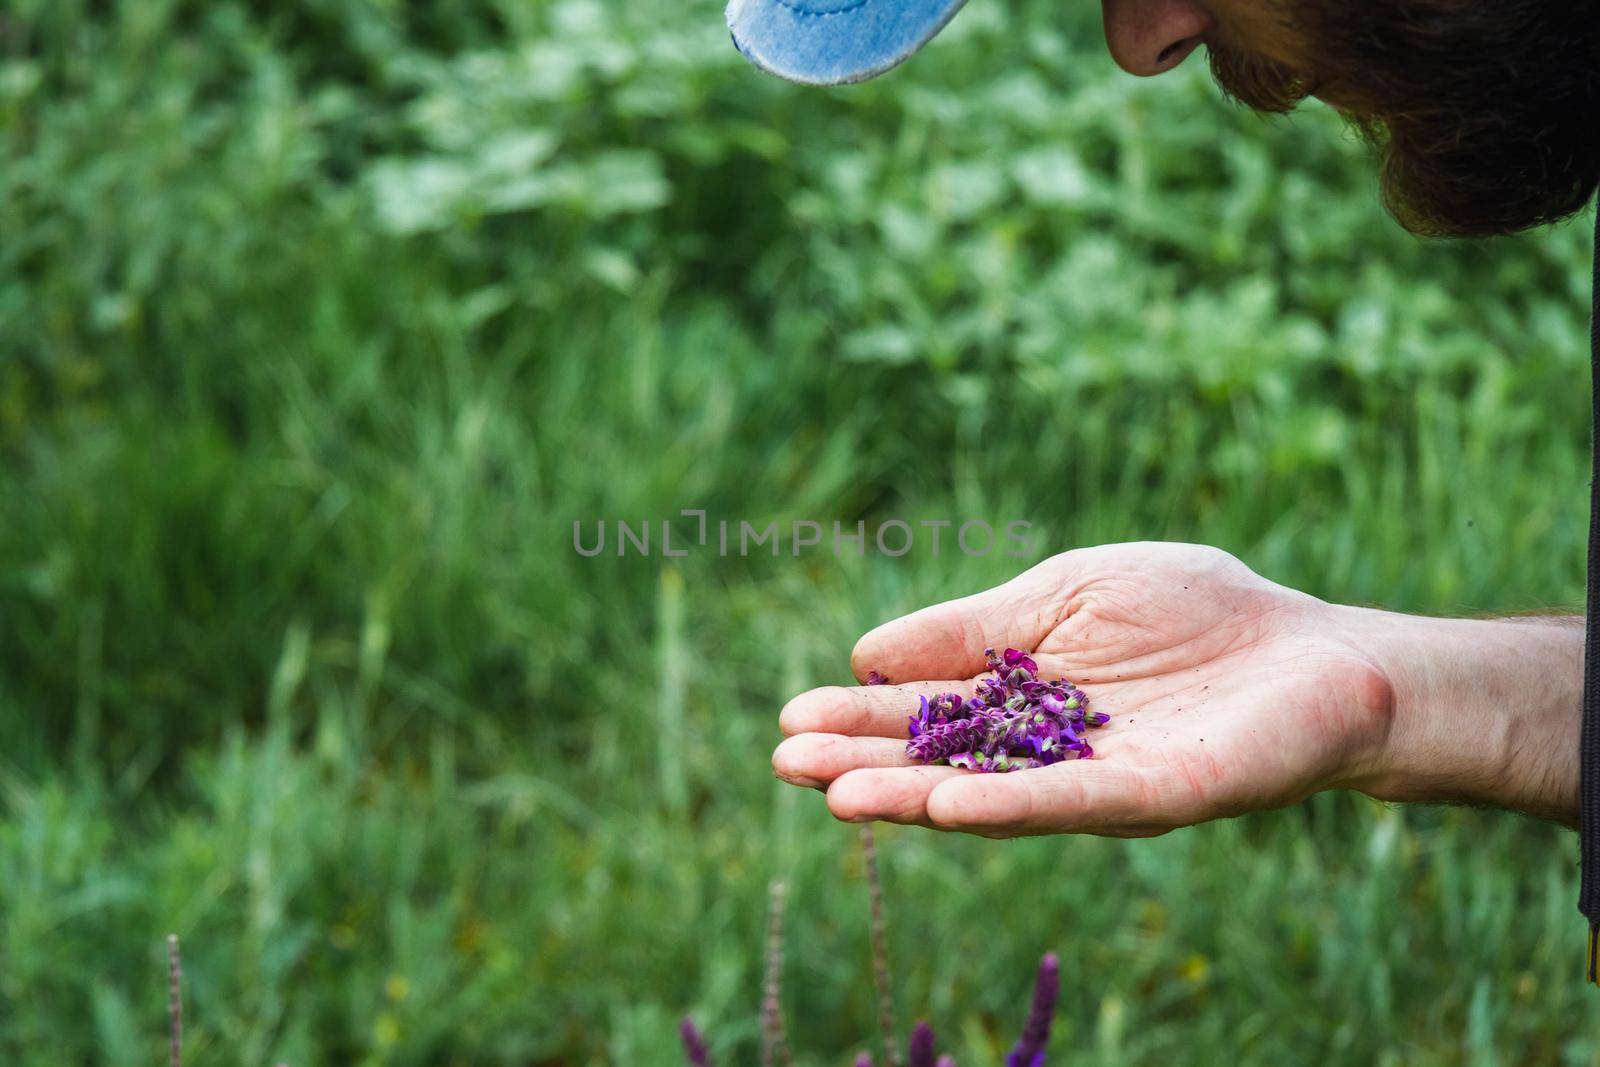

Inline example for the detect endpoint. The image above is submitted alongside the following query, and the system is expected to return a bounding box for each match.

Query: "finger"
[779,680,977,738]
[925,759,1199,836]
[772,734,917,789]
[850,558,1073,683]
[825,765,965,826]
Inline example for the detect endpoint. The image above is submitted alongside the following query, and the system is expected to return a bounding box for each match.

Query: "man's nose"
[1101,0,1216,76]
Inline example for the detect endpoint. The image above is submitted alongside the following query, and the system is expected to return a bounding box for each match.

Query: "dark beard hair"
[1208,0,1600,237]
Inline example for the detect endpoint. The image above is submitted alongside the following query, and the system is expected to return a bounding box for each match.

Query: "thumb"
[850,557,1072,684]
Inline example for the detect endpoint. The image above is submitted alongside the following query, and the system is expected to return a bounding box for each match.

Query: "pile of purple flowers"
[904,649,1108,773]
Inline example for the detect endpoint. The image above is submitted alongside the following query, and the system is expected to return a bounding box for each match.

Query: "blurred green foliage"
[0,0,1597,1063]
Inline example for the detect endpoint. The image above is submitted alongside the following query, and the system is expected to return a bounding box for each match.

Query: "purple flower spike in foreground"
[907,1021,937,1067]
[906,650,1107,774]
[679,1017,711,1067]
[855,1055,875,1067]
[1003,952,1061,1067]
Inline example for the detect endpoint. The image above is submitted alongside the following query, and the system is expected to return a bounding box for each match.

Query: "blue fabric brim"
[727,0,970,86]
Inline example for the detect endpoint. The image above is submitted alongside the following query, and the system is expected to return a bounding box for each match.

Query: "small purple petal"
[1002,648,1039,673]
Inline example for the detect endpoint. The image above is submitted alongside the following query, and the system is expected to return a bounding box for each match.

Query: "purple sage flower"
[906,717,992,763]
[679,1018,711,1067]
[1003,952,1060,1067]
[855,1055,875,1067]
[999,647,1038,674]
[935,1058,956,1067]
[907,1021,936,1067]
[908,694,932,739]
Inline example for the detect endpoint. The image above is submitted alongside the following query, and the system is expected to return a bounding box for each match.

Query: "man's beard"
[1206,0,1599,238]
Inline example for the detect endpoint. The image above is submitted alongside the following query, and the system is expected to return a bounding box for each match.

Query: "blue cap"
[726,0,971,86]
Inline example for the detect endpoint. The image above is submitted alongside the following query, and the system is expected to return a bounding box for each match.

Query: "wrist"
[1329,604,1582,825]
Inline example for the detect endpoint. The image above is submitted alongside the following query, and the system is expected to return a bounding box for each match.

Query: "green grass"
[1,0,1598,1063]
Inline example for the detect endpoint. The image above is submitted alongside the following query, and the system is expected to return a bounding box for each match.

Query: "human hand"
[773,542,1401,837]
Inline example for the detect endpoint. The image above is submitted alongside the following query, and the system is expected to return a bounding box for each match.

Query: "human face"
[1099,0,1308,80]
[1098,0,1600,237]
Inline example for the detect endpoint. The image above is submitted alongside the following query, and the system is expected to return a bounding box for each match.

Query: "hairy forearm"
[1333,606,1582,825]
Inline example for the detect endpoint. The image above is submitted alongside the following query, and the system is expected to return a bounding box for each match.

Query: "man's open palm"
[774,543,1397,837]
